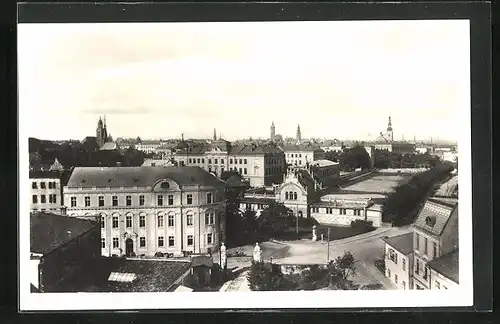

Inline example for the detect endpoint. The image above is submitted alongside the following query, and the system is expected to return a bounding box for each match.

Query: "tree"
[327,251,356,289]
[247,261,290,291]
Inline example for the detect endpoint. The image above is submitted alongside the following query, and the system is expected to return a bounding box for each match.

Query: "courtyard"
[341,174,411,194]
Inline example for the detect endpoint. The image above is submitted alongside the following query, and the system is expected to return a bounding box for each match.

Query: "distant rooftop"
[310,159,339,167]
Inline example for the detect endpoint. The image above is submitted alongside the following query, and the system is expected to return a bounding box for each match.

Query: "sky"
[18,20,470,142]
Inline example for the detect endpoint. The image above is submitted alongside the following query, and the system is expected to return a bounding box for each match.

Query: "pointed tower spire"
[213,128,217,141]
[104,115,107,127]
[296,124,302,143]
[270,121,276,141]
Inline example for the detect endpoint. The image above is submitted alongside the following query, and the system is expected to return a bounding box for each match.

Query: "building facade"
[383,232,414,289]
[30,170,63,214]
[382,197,459,290]
[173,139,286,188]
[282,144,325,167]
[63,166,227,258]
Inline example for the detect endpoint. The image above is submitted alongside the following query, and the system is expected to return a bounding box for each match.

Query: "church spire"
[387,115,392,132]
[213,128,217,141]
[296,124,302,143]
[270,121,276,141]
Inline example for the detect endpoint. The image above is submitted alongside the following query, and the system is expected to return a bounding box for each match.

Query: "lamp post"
[326,227,331,263]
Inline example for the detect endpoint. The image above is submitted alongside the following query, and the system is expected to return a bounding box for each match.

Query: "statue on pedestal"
[312,225,318,241]
[220,242,227,270]
[253,243,262,262]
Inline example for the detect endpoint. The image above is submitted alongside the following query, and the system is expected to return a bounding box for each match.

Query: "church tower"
[103,115,108,143]
[296,124,302,144]
[96,116,104,148]
[213,128,217,141]
[387,116,394,142]
[270,121,276,141]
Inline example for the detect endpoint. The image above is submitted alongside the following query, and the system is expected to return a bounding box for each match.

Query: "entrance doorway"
[125,238,134,257]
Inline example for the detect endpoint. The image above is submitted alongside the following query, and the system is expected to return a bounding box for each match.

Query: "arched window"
[285,192,289,200]
[294,192,298,200]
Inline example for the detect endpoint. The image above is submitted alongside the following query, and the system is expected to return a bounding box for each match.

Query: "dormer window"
[161,182,170,189]
[425,216,436,226]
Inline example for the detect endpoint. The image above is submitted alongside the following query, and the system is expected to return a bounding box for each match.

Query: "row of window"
[386,269,406,289]
[70,192,218,208]
[245,203,266,210]
[32,181,58,189]
[285,191,298,201]
[102,233,214,249]
[32,194,57,204]
[287,153,303,158]
[101,212,216,229]
[387,249,407,271]
[415,233,438,257]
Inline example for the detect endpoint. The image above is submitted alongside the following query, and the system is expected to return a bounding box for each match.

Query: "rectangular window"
[32,195,38,204]
[98,196,104,207]
[244,168,247,175]
[433,242,437,258]
[189,158,192,163]
[112,196,118,206]
[126,195,132,206]
[197,158,201,163]
[101,238,106,249]
[168,236,175,247]
[187,194,193,205]
[187,235,194,246]
[214,159,218,164]
[158,215,164,227]
[208,159,212,164]
[402,281,406,290]
[424,237,428,254]
[101,216,105,229]
[157,195,163,206]
[230,159,233,164]
[168,214,174,227]
[112,238,119,248]
[112,216,119,228]
[139,215,146,227]
[84,196,90,207]
[415,259,420,274]
[48,182,53,189]
[41,195,46,203]
[32,182,37,189]
[239,168,242,174]
[202,158,205,163]
[207,192,213,204]
[126,215,132,228]
[221,159,224,164]
[205,212,214,225]
[71,197,76,207]
[139,237,146,247]
[239,159,242,164]
[395,274,398,284]
[168,194,174,205]
[207,233,213,244]
[246,203,251,210]
[187,214,194,226]
[40,182,46,189]
[139,195,145,206]
[244,159,247,164]
[158,236,164,247]
[402,258,406,271]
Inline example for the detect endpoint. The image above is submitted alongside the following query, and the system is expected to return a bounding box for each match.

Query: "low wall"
[311,210,382,228]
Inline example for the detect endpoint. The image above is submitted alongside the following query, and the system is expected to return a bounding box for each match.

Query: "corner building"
[64,166,226,257]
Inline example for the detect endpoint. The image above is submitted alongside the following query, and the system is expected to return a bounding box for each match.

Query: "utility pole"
[326,227,330,263]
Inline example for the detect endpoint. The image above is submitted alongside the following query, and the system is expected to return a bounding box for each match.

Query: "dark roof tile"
[66,166,226,188]
[427,249,459,283]
[382,232,414,255]
[30,212,99,255]
[414,199,457,236]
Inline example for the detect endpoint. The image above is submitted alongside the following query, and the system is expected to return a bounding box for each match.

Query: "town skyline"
[19,20,469,143]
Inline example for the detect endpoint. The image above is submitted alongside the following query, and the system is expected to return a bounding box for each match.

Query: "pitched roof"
[427,249,459,283]
[29,170,62,179]
[30,212,99,255]
[310,159,339,167]
[100,142,120,151]
[66,166,226,188]
[382,232,414,255]
[229,144,283,155]
[414,198,457,236]
[283,144,324,152]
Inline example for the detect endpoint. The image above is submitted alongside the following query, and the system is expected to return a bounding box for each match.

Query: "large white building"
[63,166,227,258]
[173,136,286,188]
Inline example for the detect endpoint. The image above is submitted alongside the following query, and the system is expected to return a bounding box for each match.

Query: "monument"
[253,243,262,262]
[312,225,318,241]
[220,242,227,270]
